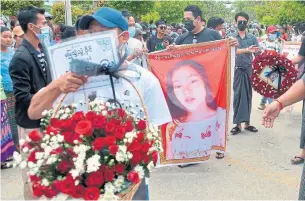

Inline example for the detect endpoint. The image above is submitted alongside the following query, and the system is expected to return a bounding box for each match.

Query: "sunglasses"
[237,20,247,24]
[159,25,166,30]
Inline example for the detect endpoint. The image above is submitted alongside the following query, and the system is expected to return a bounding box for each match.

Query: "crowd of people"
[0,3,305,200]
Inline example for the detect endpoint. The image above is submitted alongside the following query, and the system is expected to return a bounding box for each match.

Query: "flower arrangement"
[13,100,162,200]
[251,50,297,99]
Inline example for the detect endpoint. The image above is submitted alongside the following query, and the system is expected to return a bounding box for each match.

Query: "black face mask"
[237,21,247,31]
[184,19,195,32]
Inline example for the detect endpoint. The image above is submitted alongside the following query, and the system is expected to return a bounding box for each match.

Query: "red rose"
[142,153,150,164]
[62,132,75,144]
[113,163,126,174]
[152,151,158,165]
[66,147,78,158]
[51,180,62,192]
[92,115,106,129]
[32,182,44,197]
[85,171,104,187]
[61,118,75,131]
[131,151,142,166]
[45,126,59,135]
[72,111,85,122]
[28,150,38,163]
[28,130,43,142]
[86,111,97,121]
[137,120,146,130]
[114,127,126,140]
[125,119,134,132]
[141,142,151,154]
[127,140,141,152]
[127,171,140,184]
[117,108,126,118]
[105,122,115,135]
[92,137,106,151]
[105,136,116,147]
[110,118,121,126]
[61,176,75,194]
[50,118,62,128]
[57,160,73,173]
[43,187,58,198]
[72,185,85,198]
[136,132,145,143]
[30,175,41,182]
[75,120,93,137]
[50,147,64,155]
[84,187,100,201]
[109,145,119,155]
[104,166,115,182]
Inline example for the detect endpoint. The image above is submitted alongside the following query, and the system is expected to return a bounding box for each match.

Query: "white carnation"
[65,108,71,113]
[147,161,154,171]
[22,147,29,153]
[147,134,153,140]
[19,161,27,169]
[41,143,47,149]
[57,135,64,142]
[26,136,31,142]
[13,152,22,164]
[19,139,25,146]
[61,113,68,120]
[86,155,101,173]
[42,110,48,116]
[102,110,107,116]
[41,178,49,186]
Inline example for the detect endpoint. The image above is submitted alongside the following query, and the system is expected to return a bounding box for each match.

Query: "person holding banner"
[231,12,261,135]
[27,6,172,200]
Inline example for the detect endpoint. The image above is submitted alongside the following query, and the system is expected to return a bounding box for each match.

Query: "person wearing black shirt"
[146,19,173,52]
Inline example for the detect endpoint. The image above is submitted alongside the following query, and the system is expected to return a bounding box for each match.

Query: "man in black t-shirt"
[146,19,173,52]
[174,5,222,45]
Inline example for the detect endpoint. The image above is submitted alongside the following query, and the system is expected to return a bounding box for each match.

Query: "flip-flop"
[291,156,305,165]
[230,127,241,135]
[244,126,258,133]
[216,152,225,159]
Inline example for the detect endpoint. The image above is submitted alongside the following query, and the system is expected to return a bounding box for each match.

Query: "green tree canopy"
[1,0,44,17]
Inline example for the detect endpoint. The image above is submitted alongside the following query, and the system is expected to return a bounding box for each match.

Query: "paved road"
[1,92,304,200]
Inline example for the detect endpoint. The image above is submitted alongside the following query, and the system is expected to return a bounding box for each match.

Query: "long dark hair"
[167,60,217,120]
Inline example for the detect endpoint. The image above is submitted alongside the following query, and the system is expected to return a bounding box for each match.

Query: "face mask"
[152,30,156,35]
[32,24,50,46]
[268,34,277,41]
[184,19,195,32]
[237,21,247,31]
[128,27,136,38]
[218,30,223,36]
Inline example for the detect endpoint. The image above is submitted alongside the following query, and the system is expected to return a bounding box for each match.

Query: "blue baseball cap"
[79,7,128,31]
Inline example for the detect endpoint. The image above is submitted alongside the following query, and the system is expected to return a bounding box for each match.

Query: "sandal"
[291,156,305,165]
[216,152,225,159]
[244,126,258,133]
[230,127,241,135]
[1,162,12,169]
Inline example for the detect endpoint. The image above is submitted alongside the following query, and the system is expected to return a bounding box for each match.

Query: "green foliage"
[141,11,160,24]
[0,0,44,16]
[103,0,155,18]
[50,2,92,25]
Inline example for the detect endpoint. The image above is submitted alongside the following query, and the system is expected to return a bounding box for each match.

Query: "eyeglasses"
[159,25,166,30]
[193,35,197,44]
[237,20,247,24]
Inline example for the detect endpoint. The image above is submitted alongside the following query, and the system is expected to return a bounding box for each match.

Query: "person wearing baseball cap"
[257,25,282,111]
[12,25,24,49]
[28,7,172,201]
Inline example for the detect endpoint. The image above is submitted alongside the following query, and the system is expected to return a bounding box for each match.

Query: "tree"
[50,2,92,25]
[1,0,44,16]
[103,0,155,18]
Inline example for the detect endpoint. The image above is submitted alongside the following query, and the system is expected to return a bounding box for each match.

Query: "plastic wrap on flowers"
[251,50,298,99]
[12,100,162,201]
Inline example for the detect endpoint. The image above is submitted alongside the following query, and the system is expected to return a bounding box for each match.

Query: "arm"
[292,55,305,65]
[146,37,153,53]
[28,72,87,120]
[277,79,305,108]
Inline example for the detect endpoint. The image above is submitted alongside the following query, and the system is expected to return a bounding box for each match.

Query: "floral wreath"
[251,50,298,99]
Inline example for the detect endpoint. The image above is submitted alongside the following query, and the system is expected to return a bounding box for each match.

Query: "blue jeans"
[260,96,273,105]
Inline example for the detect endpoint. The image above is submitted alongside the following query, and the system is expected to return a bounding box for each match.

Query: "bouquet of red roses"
[13,100,162,200]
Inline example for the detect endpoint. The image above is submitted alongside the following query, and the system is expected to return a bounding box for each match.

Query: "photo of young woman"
[165,60,226,160]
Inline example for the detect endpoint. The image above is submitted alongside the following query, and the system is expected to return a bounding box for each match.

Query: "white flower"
[73,140,78,144]
[147,134,153,140]
[35,152,44,160]
[19,161,27,169]
[99,105,105,110]
[28,162,36,168]
[57,135,64,142]
[104,182,115,193]
[37,160,44,167]
[102,110,107,116]
[127,138,132,143]
[19,139,25,146]
[61,113,68,120]
[41,143,47,149]
[42,110,48,116]
[44,135,50,140]
[65,108,71,113]
[106,102,111,107]
[134,165,145,179]
[74,180,80,186]
[26,136,31,142]
[86,155,101,173]
[147,161,154,171]
[123,139,127,143]
[41,178,50,186]
[127,152,133,159]
[58,109,64,115]
[22,147,29,153]
[13,152,22,164]
[70,169,80,179]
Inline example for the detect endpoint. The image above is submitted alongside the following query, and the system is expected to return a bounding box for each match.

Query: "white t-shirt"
[62,62,171,126]
[127,38,147,69]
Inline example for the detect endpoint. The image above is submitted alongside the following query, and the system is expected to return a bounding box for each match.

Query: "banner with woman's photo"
[147,40,234,165]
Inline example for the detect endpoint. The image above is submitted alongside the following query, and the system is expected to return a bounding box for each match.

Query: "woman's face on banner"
[172,65,206,112]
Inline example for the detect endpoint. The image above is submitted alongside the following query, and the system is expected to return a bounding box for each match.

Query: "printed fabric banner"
[147,40,232,165]
[282,41,304,78]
